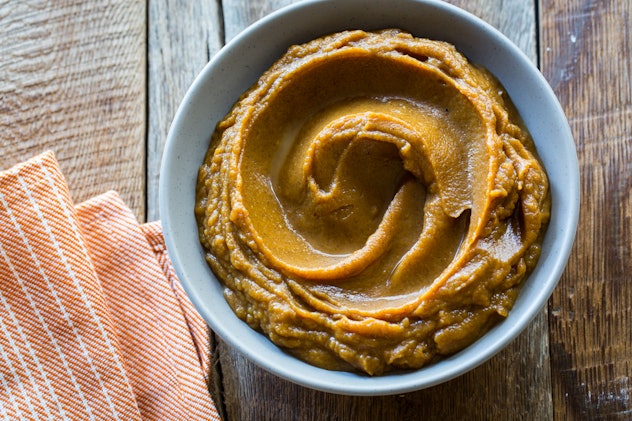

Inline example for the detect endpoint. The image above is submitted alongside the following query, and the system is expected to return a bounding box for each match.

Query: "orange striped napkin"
[0,151,220,420]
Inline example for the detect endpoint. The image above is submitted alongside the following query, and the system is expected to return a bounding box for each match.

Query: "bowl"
[159,0,579,395]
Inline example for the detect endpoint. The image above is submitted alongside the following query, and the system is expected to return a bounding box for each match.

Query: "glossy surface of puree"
[195,30,550,375]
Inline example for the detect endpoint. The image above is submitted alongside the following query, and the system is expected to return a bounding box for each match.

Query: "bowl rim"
[160,0,579,395]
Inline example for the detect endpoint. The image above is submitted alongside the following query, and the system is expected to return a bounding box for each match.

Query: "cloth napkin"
[0,151,220,420]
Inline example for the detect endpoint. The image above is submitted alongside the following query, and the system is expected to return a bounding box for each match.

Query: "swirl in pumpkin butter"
[195,29,550,375]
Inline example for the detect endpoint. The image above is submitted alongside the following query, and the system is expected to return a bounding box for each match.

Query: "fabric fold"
[0,151,219,420]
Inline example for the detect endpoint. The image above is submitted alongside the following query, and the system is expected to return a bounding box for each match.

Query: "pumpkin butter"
[195,29,550,375]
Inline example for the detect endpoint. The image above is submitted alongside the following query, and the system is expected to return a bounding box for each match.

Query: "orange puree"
[195,29,550,375]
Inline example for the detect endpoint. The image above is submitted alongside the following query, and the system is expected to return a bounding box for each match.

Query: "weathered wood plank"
[147,1,226,417]
[214,1,551,420]
[540,0,632,418]
[147,0,223,221]
[0,0,146,219]
[223,0,297,42]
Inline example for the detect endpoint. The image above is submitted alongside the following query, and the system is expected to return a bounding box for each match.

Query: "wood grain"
[146,1,226,417]
[540,0,632,419]
[213,1,553,420]
[146,0,223,221]
[0,0,146,220]
[222,0,297,42]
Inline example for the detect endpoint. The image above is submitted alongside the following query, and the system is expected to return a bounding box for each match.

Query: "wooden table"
[1,0,630,419]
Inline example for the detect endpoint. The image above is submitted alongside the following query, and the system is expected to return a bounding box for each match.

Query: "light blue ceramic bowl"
[160,0,579,395]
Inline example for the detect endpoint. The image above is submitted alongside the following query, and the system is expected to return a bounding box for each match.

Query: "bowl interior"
[159,0,579,395]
